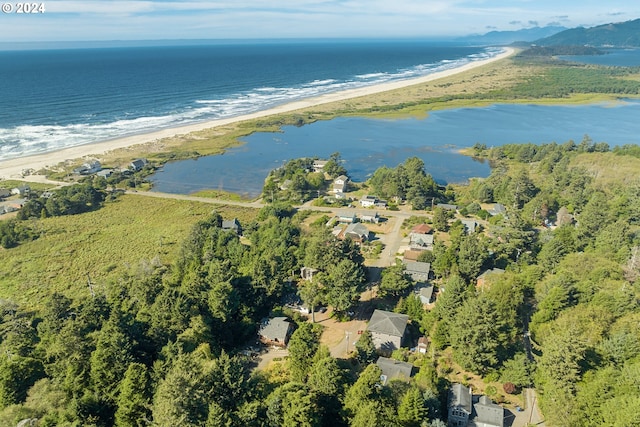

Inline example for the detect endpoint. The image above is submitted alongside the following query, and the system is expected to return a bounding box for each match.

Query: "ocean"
[0,40,501,161]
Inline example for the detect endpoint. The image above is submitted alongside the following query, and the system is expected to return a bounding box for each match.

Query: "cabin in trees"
[376,357,413,385]
[221,218,242,235]
[448,383,504,427]
[476,268,505,290]
[460,219,479,235]
[258,317,294,348]
[367,309,409,353]
[487,203,507,217]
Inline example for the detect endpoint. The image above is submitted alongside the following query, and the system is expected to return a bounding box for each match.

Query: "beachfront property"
[129,158,148,172]
[73,160,102,175]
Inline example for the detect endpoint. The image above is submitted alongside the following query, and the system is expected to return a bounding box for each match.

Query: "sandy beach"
[0,47,514,181]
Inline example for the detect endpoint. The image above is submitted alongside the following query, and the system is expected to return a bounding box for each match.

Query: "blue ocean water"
[0,40,501,160]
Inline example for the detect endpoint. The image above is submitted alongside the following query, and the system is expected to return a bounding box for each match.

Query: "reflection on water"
[150,101,640,198]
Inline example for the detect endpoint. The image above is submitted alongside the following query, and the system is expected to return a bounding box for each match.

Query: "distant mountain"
[456,26,567,46]
[535,18,640,47]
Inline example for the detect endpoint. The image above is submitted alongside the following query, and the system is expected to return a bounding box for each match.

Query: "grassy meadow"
[0,194,258,307]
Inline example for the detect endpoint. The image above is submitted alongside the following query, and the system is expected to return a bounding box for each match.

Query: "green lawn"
[0,194,258,307]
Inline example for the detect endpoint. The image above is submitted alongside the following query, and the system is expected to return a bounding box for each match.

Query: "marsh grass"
[0,194,258,307]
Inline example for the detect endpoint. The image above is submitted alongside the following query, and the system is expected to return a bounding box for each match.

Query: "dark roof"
[367,310,408,337]
[259,317,293,342]
[221,218,241,232]
[449,383,472,413]
[477,268,505,279]
[403,261,431,282]
[438,203,458,211]
[471,395,504,427]
[376,357,413,384]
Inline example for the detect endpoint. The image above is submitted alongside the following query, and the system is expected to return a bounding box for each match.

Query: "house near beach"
[129,158,148,172]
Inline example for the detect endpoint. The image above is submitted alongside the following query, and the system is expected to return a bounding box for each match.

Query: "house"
[411,224,433,235]
[332,175,349,195]
[312,159,328,172]
[476,268,505,290]
[417,336,429,354]
[359,212,380,223]
[410,231,434,251]
[129,158,148,172]
[461,219,479,234]
[258,317,294,348]
[376,357,413,385]
[403,260,430,283]
[11,185,30,196]
[342,223,370,243]
[96,169,113,179]
[75,160,101,175]
[367,309,409,353]
[375,199,388,209]
[360,195,378,208]
[337,213,357,224]
[0,189,11,199]
[448,384,473,427]
[438,203,458,212]
[488,203,507,217]
[221,218,242,235]
[470,396,504,427]
[415,283,434,304]
[300,266,318,281]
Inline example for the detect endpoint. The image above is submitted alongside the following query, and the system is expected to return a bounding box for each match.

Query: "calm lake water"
[560,48,640,67]
[150,100,640,198]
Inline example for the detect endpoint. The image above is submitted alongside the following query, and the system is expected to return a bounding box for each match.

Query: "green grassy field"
[0,194,258,307]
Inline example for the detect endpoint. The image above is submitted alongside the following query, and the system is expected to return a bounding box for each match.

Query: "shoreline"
[0,47,515,181]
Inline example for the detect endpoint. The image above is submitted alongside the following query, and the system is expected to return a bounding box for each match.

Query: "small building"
[488,203,507,217]
[342,223,371,243]
[221,218,242,235]
[376,357,413,385]
[11,185,30,196]
[410,232,434,251]
[312,159,328,172]
[476,268,505,290]
[417,336,429,354]
[359,212,380,223]
[471,395,504,427]
[360,195,378,208]
[411,224,433,235]
[415,283,434,304]
[448,383,473,427]
[96,169,113,179]
[403,260,430,283]
[332,175,349,195]
[258,317,294,348]
[74,160,101,175]
[375,199,388,209]
[461,219,479,234]
[337,213,357,224]
[300,266,318,281]
[438,203,458,212]
[0,189,11,199]
[367,309,409,353]
[129,158,148,172]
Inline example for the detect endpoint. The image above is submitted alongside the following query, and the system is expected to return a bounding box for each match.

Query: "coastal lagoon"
[560,48,640,67]
[150,100,640,198]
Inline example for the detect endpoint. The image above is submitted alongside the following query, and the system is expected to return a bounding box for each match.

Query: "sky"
[1,0,639,43]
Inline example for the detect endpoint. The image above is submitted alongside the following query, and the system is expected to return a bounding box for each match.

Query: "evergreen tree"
[115,363,152,427]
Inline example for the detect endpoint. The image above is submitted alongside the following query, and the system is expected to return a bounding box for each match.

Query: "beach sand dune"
[0,48,514,181]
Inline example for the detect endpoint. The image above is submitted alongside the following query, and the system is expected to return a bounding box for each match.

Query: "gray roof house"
[410,232,434,251]
[488,203,507,217]
[403,260,430,283]
[376,357,413,385]
[469,396,504,427]
[129,158,148,172]
[461,219,479,234]
[0,189,11,199]
[367,309,409,353]
[221,218,242,235]
[415,283,434,304]
[448,383,473,427]
[258,317,294,348]
[342,223,370,243]
[476,268,505,289]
